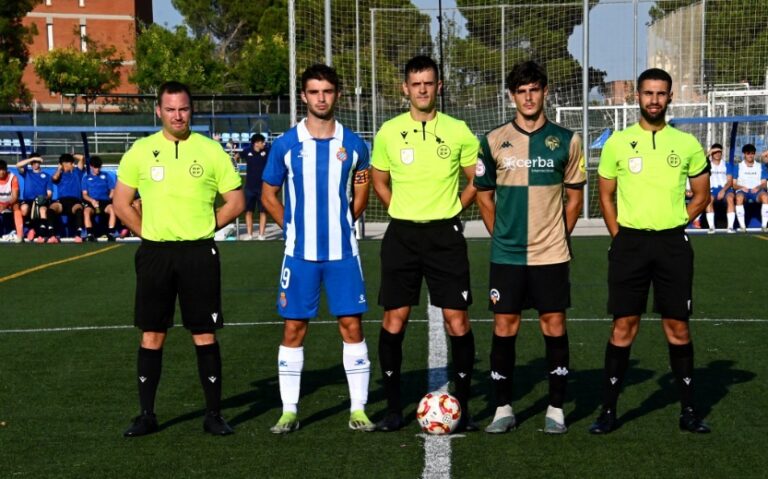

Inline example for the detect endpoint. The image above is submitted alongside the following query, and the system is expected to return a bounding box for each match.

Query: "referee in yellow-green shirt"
[114,81,245,437]
[371,55,479,432]
[589,68,711,435]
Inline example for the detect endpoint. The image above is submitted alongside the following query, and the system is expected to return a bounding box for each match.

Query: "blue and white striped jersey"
[262,119,370,261]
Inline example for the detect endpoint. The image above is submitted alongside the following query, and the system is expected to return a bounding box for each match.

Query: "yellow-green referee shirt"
[598,123,708,231]
[118,131,242,241]
[372,111,479,221]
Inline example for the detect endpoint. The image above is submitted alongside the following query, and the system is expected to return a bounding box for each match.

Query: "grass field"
[1,235,767,478]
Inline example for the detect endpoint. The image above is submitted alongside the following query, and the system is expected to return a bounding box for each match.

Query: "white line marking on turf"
[421,301,452,479]
[1,317,766,335]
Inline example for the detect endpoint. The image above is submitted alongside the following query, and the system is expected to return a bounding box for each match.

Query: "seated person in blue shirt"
[16,152,54,242]
[50,153,86,242]
[82,155,118,241]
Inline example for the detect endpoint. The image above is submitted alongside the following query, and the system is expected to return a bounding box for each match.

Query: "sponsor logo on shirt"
[500,156,555,170]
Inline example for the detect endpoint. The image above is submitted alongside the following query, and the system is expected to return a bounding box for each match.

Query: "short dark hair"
[90,156,103,168]
[404,55,439,81]
[251,133,265,144]
[637,68,672,91]
[301,64,340,91]
[29,151,42,162]
[506,61,548,91]
[157,81,192,105]
[742,143,756,154]
[59,153,75,164]
[710,143,723,151]
[0,159,7,170]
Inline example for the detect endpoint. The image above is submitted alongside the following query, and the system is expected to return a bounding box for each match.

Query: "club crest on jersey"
[401,148,415,165]
[545,135,560,151]
[150,166,165,181]
[667,153,681,168]
[628,157,642,174]
[579,155,586,173]
[490,288,501,304]
[437,144,451,159]
[189,163,204,178]
[475,160,486,177]
[336,146,348,162]
[279,292,287,308]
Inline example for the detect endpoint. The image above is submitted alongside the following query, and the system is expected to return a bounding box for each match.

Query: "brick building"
[22,0,152,110]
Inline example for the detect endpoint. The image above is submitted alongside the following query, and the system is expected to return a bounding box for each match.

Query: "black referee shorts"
[134,239,223,332]
[379,217,472,310]
[607,226,693,320]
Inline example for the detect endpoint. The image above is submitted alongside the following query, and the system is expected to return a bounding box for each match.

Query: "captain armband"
[354,169,370,185]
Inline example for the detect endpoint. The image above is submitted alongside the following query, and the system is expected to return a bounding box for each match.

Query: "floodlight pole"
[438,0,445,111]
[325,0,332,66]
[289,0,297,127]
[582,0,590,219]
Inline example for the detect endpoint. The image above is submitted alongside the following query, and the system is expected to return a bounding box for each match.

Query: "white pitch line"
[0,317,766,335]
[421,301,452,479]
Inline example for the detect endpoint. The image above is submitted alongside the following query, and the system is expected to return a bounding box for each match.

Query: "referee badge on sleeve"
[628,157,643,174]
[150,166,165,181]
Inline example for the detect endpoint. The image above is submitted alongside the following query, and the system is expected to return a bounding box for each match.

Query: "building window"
[79,0,85,6]
[47,22,54,50]
[80,24,87,51]
[45,0,52,5]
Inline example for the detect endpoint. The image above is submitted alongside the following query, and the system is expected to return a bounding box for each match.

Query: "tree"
[454,0,606,106]
[171,0,283,65]
[648,0,768,88]
[237,34,289,95]
[131,24,226,94]
[0,0,39,109]
[33,40,122,112]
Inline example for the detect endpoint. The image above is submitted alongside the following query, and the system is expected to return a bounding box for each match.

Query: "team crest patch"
[189,163,204,177]
[401,148,415,165]
[628,157,642,174]
[475,160,486,177]
[279,292,287,308]
[337,146,348,162]
[150,166,165,181]
[667,153,681,168]
[437,144,451,158]
[490,288,501,304]
[578,155,586,173]
[545,136,560,151]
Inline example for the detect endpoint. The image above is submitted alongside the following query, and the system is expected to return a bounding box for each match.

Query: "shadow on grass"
[619,359,755,426]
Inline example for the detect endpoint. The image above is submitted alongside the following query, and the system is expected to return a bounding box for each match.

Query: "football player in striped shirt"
[262,64,374,434]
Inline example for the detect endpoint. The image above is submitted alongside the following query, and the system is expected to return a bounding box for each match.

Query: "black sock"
[490,334,517,407]
[137,347,163,414]
[602,342,631,411]
[449,329,475,412]
[74,209,84,230]
[669,342,695,410]
[544,334,569,408]
[378,328,404,414]
[86,227,93,235]
[195,342,222,414]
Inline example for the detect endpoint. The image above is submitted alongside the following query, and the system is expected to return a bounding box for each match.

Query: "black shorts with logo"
[607,226,693,320]
[134,239,223,332]
[379,217,472,310]
[55,197,81,214]
[488,261,571,314]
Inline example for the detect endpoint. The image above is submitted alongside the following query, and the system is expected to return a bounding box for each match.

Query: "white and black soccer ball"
[416,391,461,435]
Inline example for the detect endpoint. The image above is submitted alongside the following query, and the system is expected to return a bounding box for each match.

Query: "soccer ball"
[416,391,461,435]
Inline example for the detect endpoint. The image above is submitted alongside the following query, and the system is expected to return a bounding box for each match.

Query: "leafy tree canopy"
[33,39,122,112]
[131,24,226,94]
